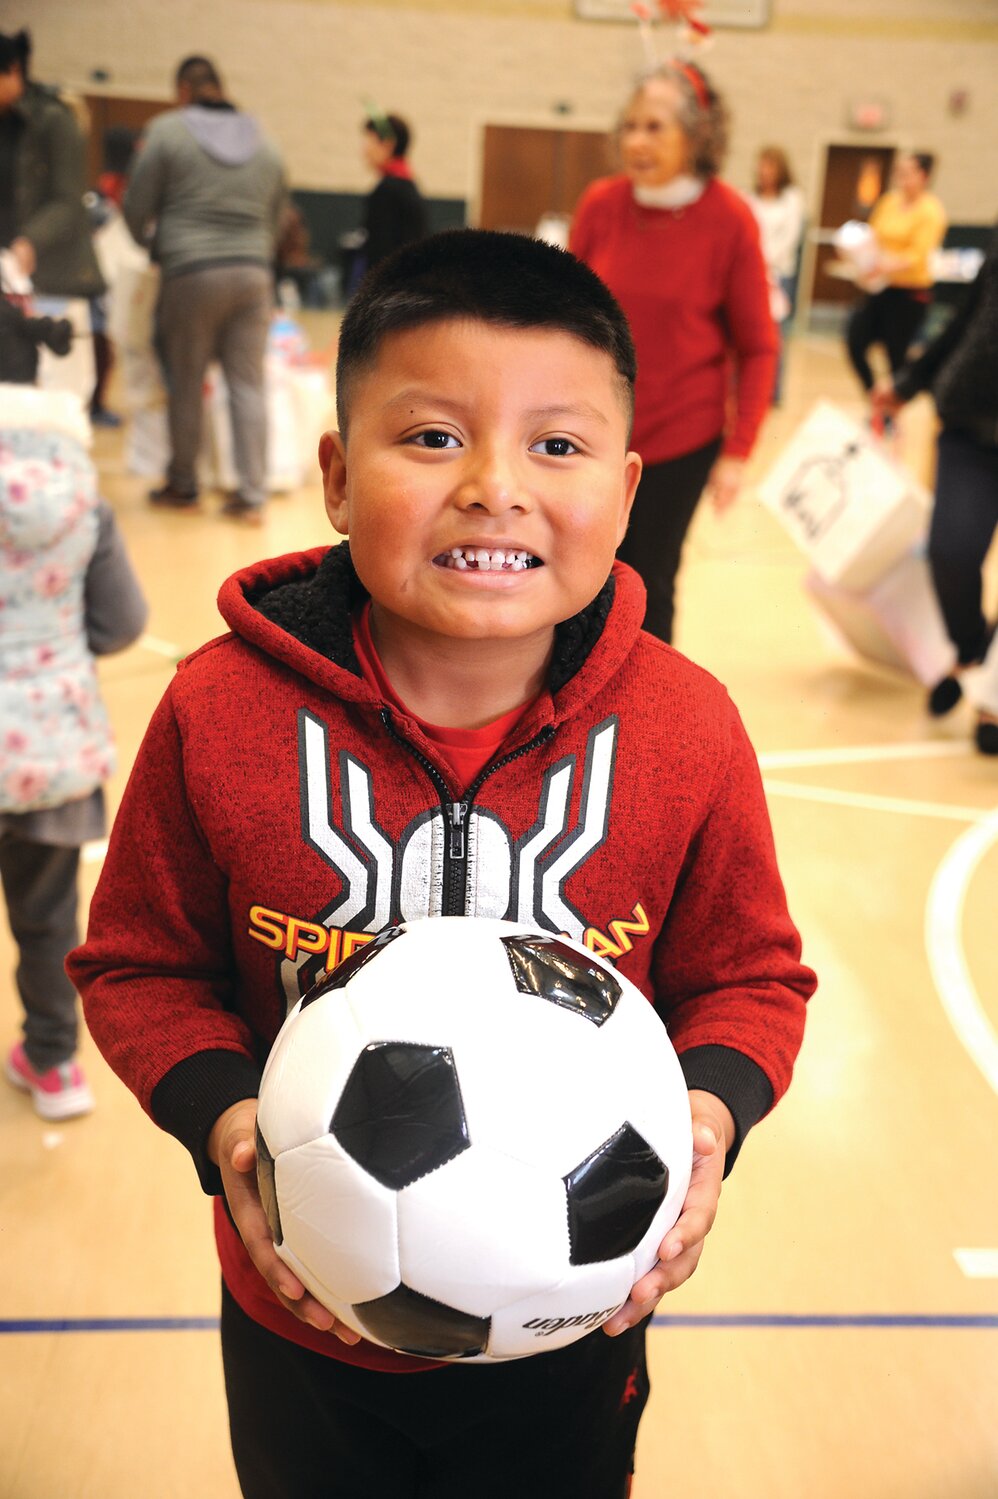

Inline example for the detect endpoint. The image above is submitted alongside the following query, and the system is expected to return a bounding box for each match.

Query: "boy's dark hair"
[0,28,30,75]
[336,229,637,436]
[175,55,223,96]
[366,112,411,159]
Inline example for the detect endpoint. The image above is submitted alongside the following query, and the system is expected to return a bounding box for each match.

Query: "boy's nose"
[454,450,527,512]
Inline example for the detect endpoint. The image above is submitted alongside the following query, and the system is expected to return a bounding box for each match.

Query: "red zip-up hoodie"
[69,546,814,1373]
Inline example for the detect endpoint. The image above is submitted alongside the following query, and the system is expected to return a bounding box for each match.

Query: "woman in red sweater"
[570,62,776,643]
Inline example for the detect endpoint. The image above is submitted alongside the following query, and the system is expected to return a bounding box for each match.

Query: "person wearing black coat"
[875,220,998,753]
[0,29,105,299]
[361,111,428,272]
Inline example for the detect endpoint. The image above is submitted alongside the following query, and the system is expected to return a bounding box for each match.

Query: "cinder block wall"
[11,0,997,223]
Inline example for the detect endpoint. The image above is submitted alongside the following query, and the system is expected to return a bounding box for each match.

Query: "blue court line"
[0,1313,995,1335]
[652,1313,998,1329]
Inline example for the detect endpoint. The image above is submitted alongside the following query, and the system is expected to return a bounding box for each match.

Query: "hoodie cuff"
[150,1050,263,1196]
[678,1045,774,1175]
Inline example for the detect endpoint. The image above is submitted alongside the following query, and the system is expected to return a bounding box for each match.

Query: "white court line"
[758,741,971,771]
[925,804,998,1097]
[763,779,984,823]
[954,1249,998,1278]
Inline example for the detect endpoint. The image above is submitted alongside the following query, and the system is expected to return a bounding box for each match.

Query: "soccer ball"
[256,916,693,1363]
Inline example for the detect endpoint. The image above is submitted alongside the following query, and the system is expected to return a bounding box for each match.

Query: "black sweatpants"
[616,436,722,645]
[927,429,998,664]
[845,287,929,392]
[220,1284,650,1499]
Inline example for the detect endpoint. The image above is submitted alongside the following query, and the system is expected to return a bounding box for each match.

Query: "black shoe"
[975,719,998,756]
[221,494,266,527]
[927,675,963,716]
[149,484,200,509]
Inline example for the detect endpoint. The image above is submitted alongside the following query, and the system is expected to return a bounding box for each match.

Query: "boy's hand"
[602,1090,735,1336]
[208,1100,362,1344]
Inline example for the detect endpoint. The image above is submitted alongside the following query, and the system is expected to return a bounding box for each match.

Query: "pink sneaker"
[5,1042,95,1120]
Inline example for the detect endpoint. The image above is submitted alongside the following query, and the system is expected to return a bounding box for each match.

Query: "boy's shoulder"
[632,629,736,705]
[598,623,742,754]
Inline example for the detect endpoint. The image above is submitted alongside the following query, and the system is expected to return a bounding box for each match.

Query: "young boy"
[69,229,815,1499]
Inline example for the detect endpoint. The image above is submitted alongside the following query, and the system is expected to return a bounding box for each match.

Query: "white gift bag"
[804,548,956,686]
[108,259,160,356]
[757,400,931,592]
[126,405,170,477]
[201,359,332,494]
[289,366,335,480]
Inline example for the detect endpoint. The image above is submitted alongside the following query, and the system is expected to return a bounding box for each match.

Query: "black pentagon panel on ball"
[330,1042,470,1190]
[301,925,405,1008]
[564,1122,669,1265]
[500,933,622,1025]
[354,1283,491,1359]
[255,1124,283,1248]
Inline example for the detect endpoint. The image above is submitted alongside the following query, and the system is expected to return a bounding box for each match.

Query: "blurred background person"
[845,151,946,395]
[570,61,776,644]
[1,292,147,1120]
[86,124,138,426]
[123,53,286,523]
[359,109,428,278]
[746,144,805,406]
[873,217,998,751]
[0,28,105,300]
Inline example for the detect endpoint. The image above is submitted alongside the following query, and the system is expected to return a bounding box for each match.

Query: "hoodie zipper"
[381,709,556,916]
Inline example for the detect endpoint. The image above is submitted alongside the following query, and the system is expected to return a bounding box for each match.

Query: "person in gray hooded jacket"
[123,54,287,522]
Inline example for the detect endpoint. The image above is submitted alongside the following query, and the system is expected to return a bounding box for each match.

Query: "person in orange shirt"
[845,151,946,392]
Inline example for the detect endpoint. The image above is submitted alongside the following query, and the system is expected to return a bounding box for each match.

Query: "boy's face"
[321,319,641,664]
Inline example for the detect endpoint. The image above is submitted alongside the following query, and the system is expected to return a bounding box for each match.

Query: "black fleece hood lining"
[252,542,615,697]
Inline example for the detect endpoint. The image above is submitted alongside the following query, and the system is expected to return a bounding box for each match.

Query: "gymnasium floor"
[1,322,996,1498]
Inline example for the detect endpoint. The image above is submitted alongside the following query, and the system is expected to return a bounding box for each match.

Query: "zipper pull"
[447,801,468,860]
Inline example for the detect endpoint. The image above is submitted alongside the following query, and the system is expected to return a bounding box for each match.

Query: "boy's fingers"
[230,1135,257,1172]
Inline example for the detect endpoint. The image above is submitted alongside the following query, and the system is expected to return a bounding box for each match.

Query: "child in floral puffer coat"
[1,296,147,1118]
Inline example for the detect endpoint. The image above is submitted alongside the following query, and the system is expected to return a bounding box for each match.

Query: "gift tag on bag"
[757,400,930,591]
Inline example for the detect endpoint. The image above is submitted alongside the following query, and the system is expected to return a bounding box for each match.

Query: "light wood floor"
[1,323,996,1498]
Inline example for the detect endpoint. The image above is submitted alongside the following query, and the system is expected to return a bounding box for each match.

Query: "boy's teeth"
[443,547,534,571]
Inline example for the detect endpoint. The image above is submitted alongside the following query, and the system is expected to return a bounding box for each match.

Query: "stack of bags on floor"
[756,400,955,690]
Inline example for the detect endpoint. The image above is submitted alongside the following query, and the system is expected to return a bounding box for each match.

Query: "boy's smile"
[320,319,641,709]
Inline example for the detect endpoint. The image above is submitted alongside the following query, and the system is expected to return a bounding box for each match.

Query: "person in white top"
[746,146,805,404]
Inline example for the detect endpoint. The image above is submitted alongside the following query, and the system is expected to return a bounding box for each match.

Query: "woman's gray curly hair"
[624,61,730,180]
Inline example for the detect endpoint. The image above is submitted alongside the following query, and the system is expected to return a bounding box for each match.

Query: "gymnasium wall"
[8,0,998,225]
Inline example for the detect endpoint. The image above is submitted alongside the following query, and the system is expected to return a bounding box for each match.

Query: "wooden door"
[479,125,613,235]
[83,95,169,187]
[810,143,896,306]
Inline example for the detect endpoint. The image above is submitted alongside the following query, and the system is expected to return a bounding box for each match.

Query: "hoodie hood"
[214,541,647,724]
[0,389,96,552]
[182,104,263,166]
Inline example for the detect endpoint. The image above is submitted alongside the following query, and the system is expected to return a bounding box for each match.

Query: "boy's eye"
[408,429,461,450]
[529,436,579,457]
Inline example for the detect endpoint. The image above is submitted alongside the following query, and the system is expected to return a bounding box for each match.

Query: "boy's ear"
[618,450,642,546]
[319,430,350,535]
